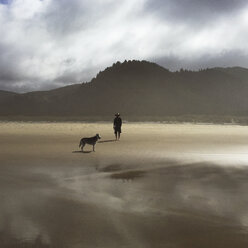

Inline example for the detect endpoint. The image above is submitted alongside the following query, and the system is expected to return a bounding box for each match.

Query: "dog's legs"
[81,142,85,151]
[93,144,95,152]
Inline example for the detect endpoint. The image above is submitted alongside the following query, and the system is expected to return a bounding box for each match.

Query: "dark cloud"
[53,68,97,85]
[146,0,248,26]
[0,49,54,93]
[0,43,26,83]
[42,0,90,36]
[0,0,10,5]
[41,0,119,37]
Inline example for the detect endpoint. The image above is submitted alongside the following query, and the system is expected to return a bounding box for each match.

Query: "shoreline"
[0,118,247,126]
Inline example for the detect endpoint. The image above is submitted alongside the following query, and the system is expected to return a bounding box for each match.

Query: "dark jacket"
[113,117,122,128]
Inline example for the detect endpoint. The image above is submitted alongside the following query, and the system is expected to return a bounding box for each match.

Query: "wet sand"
[1,122,248,247]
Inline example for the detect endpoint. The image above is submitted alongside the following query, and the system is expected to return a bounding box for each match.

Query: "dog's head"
[96,133,101,140]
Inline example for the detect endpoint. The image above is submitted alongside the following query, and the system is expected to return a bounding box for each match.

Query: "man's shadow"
[98,139,116,143]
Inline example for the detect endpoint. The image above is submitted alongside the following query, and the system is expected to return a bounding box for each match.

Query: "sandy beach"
[1,122,248,247]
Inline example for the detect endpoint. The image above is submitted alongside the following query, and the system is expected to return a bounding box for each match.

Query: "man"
[113,113,122,140]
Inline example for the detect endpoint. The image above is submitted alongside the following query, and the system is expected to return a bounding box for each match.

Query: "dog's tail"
[79,140,82,148]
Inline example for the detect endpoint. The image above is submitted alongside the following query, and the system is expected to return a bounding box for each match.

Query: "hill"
[1,60,248,121]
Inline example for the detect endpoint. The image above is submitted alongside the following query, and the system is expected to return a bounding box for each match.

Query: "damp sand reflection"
[0,122,248,247]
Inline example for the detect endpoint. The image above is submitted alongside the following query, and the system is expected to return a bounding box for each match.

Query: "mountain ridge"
[1,60,248,120]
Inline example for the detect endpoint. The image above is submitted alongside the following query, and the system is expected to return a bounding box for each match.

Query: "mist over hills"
[1,60,248,121]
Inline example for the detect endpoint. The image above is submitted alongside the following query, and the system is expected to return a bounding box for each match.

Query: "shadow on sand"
[98,139,116,143]
[72,150,92,154]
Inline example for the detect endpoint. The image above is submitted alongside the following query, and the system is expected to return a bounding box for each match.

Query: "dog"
[79,134,101,152]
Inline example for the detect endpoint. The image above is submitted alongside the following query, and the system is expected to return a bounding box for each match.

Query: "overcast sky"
[0,0,248,92]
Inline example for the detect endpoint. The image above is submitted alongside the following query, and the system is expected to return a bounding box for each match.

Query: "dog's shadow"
[72,150,92,154]
[98,139,116,143]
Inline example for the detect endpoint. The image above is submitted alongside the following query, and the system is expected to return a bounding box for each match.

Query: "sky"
[0,0,248,92]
